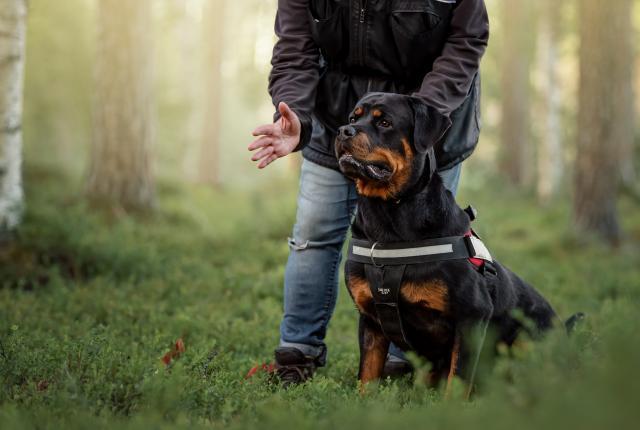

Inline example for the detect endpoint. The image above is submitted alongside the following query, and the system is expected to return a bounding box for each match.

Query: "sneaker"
[382,357,414,379]
[274,347,317,387]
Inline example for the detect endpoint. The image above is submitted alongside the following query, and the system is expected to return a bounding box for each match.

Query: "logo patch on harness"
[377,288,390,295]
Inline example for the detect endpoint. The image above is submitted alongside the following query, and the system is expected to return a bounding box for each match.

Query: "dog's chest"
[347,274,451,318]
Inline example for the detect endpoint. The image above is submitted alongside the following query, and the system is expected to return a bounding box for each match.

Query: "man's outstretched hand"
[249,102,301,169]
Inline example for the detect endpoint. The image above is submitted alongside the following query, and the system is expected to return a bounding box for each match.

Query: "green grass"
[1,162,640,429]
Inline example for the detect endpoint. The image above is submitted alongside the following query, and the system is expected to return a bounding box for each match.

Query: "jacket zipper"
[357,0,368,65]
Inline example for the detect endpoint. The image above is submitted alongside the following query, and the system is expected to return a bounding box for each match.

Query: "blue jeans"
[280,159,462,363]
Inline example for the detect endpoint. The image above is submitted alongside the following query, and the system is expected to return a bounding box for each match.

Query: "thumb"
[278,102,296,122]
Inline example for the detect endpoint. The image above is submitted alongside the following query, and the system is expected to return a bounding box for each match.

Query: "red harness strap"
[465,231,485,269]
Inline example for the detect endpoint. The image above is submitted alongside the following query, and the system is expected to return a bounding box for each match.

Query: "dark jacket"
[268,0,489,171]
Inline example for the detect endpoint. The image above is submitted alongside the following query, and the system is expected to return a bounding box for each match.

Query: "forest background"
[1,0,639,428]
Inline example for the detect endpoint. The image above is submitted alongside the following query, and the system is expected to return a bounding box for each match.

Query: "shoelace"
[276,363,314,385]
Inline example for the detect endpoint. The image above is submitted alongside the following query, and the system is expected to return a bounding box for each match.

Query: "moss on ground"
[1,162,639,429]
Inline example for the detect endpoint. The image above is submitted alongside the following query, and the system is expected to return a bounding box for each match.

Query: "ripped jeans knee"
[287,234,346,252]
[288,237,310,251]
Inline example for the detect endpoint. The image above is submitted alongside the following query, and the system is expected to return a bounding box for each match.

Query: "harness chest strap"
[348,232,496,350]
[348,232,493,267]
[364,264,414,350]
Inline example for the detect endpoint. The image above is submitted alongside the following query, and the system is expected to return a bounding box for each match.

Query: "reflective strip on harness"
[348,233,492,267]
[352,243,454,259]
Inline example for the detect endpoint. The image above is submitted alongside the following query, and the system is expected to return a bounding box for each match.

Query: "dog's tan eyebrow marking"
[354,106,364,117]
[372,109,383,118]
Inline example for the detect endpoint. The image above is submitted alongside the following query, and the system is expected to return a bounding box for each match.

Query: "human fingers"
[248,135,274,151]
[251,145,274,162]
[258,153,279,169]
[252,123,277,137]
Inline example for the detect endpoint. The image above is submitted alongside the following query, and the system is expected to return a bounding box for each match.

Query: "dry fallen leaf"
[161,338,186,366]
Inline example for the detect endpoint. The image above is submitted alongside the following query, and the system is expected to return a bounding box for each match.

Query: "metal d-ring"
[370,242,384,268]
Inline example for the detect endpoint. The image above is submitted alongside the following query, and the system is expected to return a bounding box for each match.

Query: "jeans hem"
[278,341,325,359]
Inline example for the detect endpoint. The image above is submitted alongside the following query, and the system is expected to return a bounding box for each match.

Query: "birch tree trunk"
[499,0,535,187]
[86,0,155,211]
[198,0,225,186]
[574,0,634,243]
[535,0,563,204]
[0,0,27,238]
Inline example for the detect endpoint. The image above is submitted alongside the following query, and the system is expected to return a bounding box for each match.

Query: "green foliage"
[1,162,640,429]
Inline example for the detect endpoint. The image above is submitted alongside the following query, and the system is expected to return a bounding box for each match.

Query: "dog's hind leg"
[358,315,390,391]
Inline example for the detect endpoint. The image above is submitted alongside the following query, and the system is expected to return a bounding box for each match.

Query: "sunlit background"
[23,0,640,191]
[24,0,281,187]
[2,1,640,427]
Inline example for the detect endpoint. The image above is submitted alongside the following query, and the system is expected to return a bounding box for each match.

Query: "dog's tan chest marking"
[348,276,449,314]
[400,280,449,313]
[348,276,374,315]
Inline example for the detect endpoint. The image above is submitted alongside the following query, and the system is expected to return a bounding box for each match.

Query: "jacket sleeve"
[413,0,489,116]
[268,0,320,151]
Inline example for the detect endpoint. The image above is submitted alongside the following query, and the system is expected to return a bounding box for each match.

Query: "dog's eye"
[378,119,391,128]
[349,117,356,124]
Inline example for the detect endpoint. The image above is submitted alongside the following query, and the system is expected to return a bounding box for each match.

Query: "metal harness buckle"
[369,242,384,268]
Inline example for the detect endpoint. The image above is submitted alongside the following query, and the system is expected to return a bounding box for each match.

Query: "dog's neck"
[351,173,471,243]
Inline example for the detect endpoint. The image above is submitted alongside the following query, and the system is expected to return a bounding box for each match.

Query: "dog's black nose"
[338,125,357,139]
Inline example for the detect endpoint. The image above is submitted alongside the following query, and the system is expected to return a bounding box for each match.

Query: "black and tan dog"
[336,92,572,396]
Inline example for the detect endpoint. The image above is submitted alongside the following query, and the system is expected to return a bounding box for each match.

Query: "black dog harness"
[347,207,496,350]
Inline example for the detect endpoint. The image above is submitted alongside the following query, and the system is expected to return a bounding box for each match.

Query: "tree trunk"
[171,1,204,183]
[499,0,535,187]
[0,0,27,238]
[535,0,563,204]
[198,0,225,186]
[574,0,633,243]
[619,3,637,193]
[87,0,155,211]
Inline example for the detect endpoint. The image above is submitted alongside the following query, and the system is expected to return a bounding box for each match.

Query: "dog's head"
[335,93,450,200]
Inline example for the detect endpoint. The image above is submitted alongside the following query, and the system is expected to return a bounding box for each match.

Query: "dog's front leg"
[358,314,390,389]
[455,316,492,400]
[445,329,462,399]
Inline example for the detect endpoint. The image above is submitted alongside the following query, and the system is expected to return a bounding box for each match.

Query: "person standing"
[248,0,489,386]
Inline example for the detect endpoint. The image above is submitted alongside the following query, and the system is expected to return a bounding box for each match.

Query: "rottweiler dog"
[335,92,566,396]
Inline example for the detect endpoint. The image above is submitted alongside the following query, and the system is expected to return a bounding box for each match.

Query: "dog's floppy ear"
[409,97,452,153]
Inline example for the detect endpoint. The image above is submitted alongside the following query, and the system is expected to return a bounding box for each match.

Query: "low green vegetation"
[1,162,639,429]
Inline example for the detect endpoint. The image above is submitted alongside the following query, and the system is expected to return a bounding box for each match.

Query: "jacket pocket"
[308,0,348,61]
[389,0,454,76]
